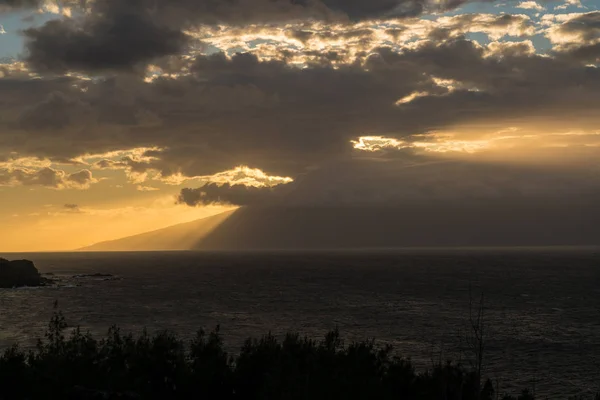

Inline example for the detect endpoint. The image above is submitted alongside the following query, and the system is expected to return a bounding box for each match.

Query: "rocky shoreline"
[0,258,53,288]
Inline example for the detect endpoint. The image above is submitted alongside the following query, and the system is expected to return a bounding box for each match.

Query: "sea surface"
[0,249,599,398]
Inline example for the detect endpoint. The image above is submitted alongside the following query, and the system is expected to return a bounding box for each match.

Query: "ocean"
[0,249,599,398]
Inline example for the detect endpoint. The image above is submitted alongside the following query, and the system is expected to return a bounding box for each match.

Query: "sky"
[1,0,600,251]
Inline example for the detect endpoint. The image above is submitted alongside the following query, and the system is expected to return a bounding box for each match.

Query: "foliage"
[0,312,596,400]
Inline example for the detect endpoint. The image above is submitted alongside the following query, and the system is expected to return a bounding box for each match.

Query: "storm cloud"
[19,0,501,73]
[1,0,600,210]
[24,10,189,73]
[0,0,41,9]
[177,157,600,207]
[6,36,600,178]
[178,183,287,206]
[8,0,486,20]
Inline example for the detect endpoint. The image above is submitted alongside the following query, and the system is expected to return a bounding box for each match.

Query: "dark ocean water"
[0,249,599,398]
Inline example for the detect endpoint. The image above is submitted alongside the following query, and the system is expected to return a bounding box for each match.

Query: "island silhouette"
[81,203,600,251]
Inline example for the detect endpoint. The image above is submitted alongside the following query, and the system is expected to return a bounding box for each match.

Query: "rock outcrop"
[0,258,50,288]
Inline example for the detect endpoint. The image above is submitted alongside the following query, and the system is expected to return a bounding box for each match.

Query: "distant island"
[0,258,50,288]
[81,205,600,252]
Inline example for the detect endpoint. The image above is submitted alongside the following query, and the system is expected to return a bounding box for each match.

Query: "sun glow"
[395,92,429,105]
[351,136,491,154]
[158,166,294,187]
[352,126,600,161]
[0,198,234,252]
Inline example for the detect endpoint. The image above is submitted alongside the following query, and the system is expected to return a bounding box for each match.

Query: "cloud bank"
[2,0,600,215]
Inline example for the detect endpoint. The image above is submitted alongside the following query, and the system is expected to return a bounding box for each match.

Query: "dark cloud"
[555,12,600,43]
[0,0,41,9]
[20,0,496,73]
[561,42,600,64]
[192,203,600,249]
[178,183,287,206]
[94,159,128,169]
[0,0,81,12]
[18,91,91,130]
[62,203,86,213]
[0,0,37,4]
[83,0,326,26]
[550,12,600,64]
[178,156,600,207]
[24,12,189,73]
[3,0,600,223]
[176,159,600,248]
[319,0,426,19]
[23,167,64,187]
[4,36,600,181]
[67,169,95,186]
[9,0,483,21]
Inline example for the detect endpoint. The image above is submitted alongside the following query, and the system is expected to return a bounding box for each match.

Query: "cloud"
[0,0,77,13]
[3,31,600,187]
[0,61,29,79]
[136,185,159,191]
[545,12,600,46]
[18,91,93,130]
[20,0,513,74]
[0,167,97,189]
[200,166,294,187]
[485,39,536,57]
[167,13,535,68]
[0,0,37,4]
[560,42,600,63]
[516,1,543,11]
[544,12,600,62]
[0,156,98,189]
[177,182,290,206]
[0,0,41,10]
[554,0,583,10]
[315,0,474,20]
[24,12,190,74]
[8,0,489,22]
[436,13,535,40]
[63,203,85,213]
[67,169,95,187]
[175,166,297,206]
[178,156,600,208]
[4,0,600,237]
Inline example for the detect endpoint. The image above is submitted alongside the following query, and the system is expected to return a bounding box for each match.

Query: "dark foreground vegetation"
[0,312,597,400]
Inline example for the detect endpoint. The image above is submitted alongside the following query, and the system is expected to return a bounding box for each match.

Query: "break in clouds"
[1,0,600,205]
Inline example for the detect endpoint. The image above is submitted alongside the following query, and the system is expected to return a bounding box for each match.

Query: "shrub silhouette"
[0,312,597,400]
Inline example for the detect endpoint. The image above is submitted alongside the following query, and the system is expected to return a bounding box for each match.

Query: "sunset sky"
[1,0,600,251]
